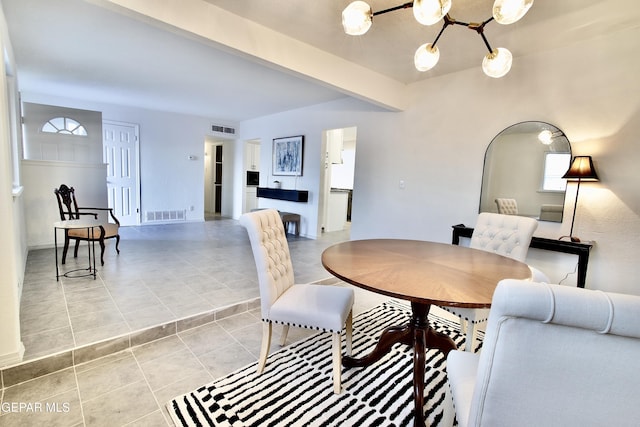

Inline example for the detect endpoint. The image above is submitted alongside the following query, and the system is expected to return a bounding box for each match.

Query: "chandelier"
[342,0,534,78]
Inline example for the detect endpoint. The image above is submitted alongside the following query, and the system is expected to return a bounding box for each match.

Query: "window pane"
[41,116,87,136]
[543,153,571,191]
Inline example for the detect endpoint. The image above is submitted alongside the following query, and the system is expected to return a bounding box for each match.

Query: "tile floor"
[1,217,395,426]
[18,216,361,363]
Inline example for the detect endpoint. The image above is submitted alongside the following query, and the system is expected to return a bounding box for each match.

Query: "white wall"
[0,4,25,365]
[20,93,238,225]
[237,100,390,238]
[238,25,640,295]
[22,102,103,163]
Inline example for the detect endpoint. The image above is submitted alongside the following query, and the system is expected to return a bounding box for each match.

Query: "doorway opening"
[244,139,261,213]
[204,140,223,220]
[319,126,357,235]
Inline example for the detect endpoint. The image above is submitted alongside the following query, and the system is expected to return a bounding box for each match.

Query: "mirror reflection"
[480,121,571,222]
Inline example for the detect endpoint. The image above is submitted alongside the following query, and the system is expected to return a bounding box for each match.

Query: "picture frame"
[272,135,304,176]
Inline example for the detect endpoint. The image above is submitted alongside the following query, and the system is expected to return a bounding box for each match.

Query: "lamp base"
[559,235,581,242]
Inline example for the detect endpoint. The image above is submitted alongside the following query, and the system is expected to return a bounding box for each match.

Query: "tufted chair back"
[448,279,640,427]
[470,212,537,262]
[494,198,518,215]
[240,209,295,318]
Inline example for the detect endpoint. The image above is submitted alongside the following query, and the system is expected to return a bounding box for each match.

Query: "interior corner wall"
[0,5,25,365]
[238,25,640,295]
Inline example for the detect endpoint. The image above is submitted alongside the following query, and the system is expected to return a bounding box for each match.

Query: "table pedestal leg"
[343,302,456,427]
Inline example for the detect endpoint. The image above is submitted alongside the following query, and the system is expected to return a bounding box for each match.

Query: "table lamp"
[561,156,599,242]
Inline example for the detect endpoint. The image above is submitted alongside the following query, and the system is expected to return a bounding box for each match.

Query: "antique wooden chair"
[54,184,120,266]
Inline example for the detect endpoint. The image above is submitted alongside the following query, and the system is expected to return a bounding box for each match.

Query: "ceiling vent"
[211,124,236,135]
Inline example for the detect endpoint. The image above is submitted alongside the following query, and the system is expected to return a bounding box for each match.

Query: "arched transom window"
[42,117,88,136]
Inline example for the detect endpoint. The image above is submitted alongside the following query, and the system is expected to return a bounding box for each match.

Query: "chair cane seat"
[67,223,119,239]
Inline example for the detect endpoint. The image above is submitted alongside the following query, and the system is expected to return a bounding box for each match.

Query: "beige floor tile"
[138,348,207,392]
[69,309,127,334]
[197,341,258,380]
[126,410,171,427]
[76,352,145,402]
[20,327,75,360]
[72,321,131,348]
[20,309,71,336]
[178,322,234,356]
[215,312,260,333]
[0,388,83,427]
[152,370,213,409]
[82,380,158,427]
[121,305,175,331]
[2,368,77,403]
[131,335,188,365]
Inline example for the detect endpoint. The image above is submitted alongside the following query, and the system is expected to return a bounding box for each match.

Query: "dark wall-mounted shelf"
[257,187,309,203]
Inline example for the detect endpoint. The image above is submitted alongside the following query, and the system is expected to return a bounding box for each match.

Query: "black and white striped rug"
[167,301,480,427]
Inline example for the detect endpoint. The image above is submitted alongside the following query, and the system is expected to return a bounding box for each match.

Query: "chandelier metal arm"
[373,2,413,16]
[431,14,455,48]
[468,17,496,53]
[368,2,498,53]
[422,14,497,53]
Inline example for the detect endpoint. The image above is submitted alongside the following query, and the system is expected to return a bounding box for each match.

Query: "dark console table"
[452,224,593,288]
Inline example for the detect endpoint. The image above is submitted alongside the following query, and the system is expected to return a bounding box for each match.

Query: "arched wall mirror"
[480,121,572,223]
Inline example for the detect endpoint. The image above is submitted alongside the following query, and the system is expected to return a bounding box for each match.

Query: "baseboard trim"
[0,342,25,367]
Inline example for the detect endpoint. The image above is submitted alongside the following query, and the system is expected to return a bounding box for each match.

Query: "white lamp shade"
[493,0,534,25]
[482,47,512,78]
[342,1,373,35]
[413,0,451,26]
[414,43,440,71]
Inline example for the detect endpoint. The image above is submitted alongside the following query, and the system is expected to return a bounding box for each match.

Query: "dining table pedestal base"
[343,302,456,427]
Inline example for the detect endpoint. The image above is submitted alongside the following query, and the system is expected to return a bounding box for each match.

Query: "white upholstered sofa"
[447,279,640,427]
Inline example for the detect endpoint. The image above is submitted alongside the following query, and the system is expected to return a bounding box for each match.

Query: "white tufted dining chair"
[448,279,640,427]
[444,212,539,351]
[494,198,518,215]
[240,209,354,394]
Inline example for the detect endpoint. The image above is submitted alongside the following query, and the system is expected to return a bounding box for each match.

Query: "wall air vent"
[211,124,236,135]
[145,210,186,223]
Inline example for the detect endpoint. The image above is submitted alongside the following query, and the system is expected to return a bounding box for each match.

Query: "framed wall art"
[272,135,304,176]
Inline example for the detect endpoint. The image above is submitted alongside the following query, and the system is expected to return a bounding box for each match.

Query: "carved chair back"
[54,184,82,221]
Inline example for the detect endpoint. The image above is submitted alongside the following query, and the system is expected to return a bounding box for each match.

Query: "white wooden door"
[103,121,140,226]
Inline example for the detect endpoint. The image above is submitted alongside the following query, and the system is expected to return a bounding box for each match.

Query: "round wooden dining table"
[321,239,531,427]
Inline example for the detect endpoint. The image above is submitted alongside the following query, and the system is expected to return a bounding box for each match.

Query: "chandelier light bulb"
[538,129,553,145]
[413,0,451,26]
[342,1,373,35]
[414,43,440,71]
[493,0,534,25]
[482,47,512,78]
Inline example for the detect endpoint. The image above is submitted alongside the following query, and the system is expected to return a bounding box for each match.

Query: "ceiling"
[2,0,636,122]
